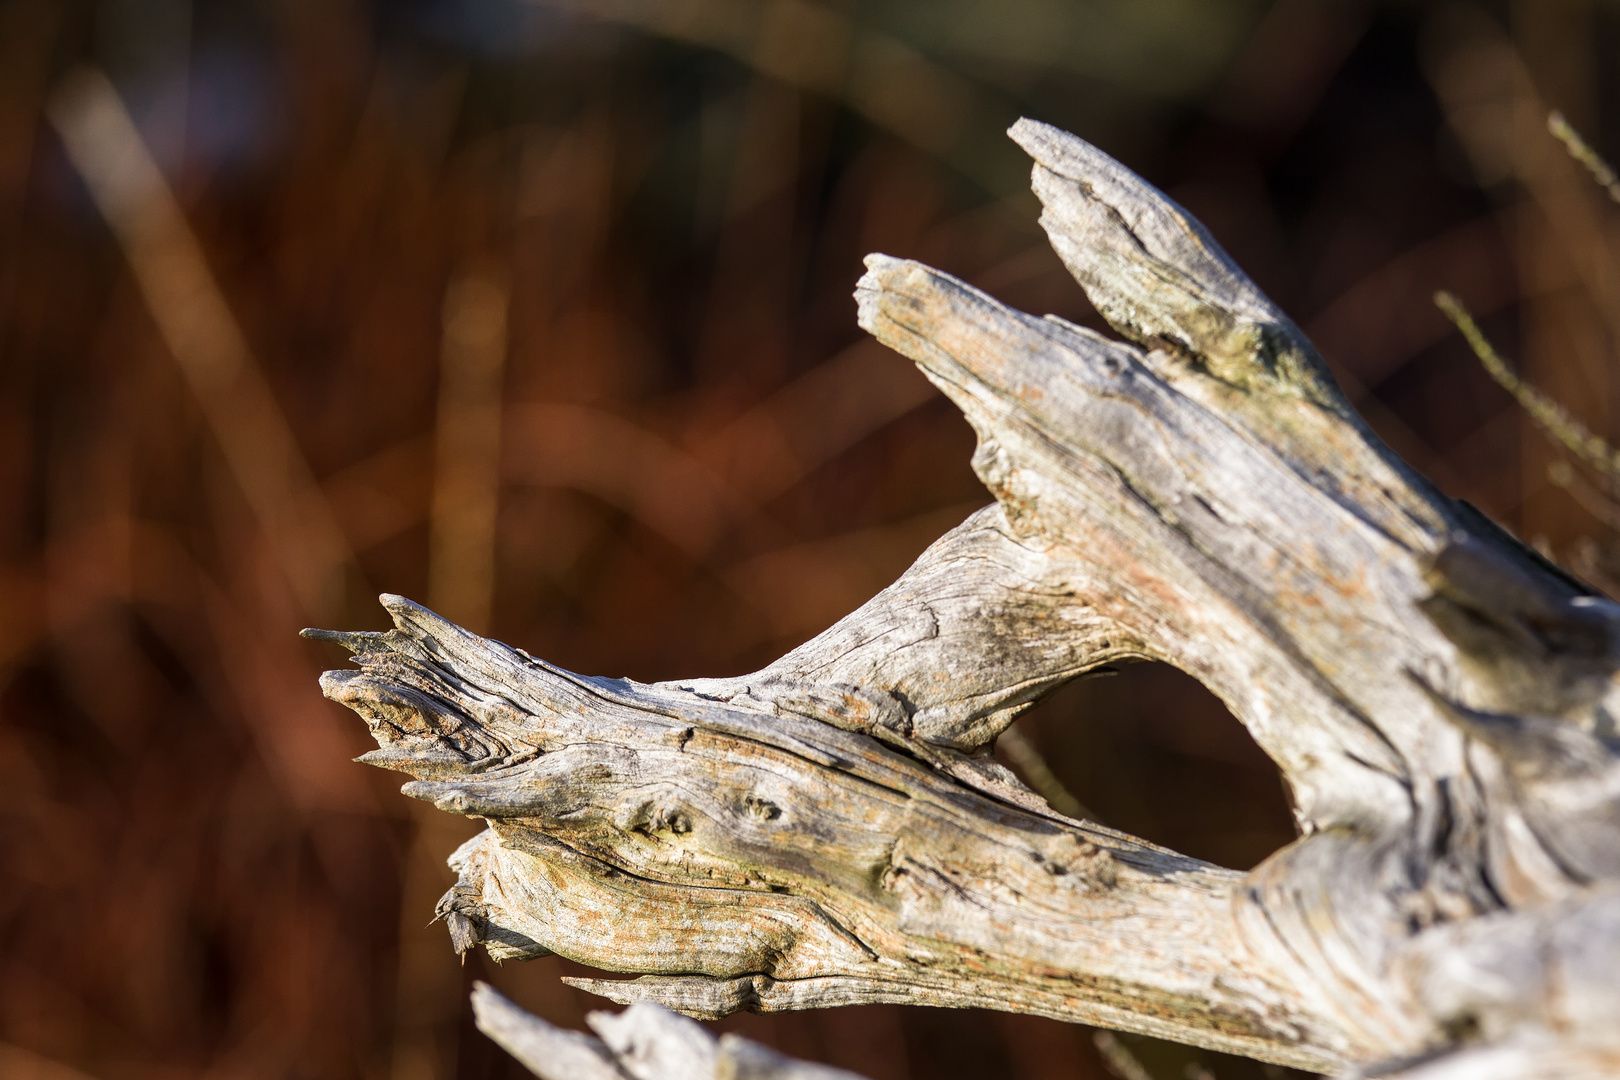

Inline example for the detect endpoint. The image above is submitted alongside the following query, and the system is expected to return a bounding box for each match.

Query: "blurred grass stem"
[1435,289,1620,479]
[1095,1031,1158,1080]
[997,724,1096,823]
[429,266,509,632]
[1548,110,1620,207]
[45,66,353,620]
[1546,460,1620,532]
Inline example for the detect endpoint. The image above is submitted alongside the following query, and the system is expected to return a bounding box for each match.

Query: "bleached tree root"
[311,120,1620,1078]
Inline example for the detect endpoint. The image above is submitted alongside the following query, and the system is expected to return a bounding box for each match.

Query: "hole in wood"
[1001,662,1297,870]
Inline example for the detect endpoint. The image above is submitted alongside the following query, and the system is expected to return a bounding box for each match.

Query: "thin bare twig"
[997,724,1097,822]
[1435,290,1620,479]
[1548,110,1620,208]
[1095,1031,1158,1080]
[1547,460,1620,532]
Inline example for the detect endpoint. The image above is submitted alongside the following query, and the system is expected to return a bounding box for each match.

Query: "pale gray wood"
[312,120,1620,1078]
[470,983,864,1080]
[471,982,630,1080]
[673,502,1145,754]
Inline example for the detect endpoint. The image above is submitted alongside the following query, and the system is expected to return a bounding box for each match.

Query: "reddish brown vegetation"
[3,3,1618,1078]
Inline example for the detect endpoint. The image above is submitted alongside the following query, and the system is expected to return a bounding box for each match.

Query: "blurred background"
[4,0,1620,1077]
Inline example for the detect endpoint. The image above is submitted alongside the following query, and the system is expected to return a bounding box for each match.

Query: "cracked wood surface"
[311,120,1620,1077]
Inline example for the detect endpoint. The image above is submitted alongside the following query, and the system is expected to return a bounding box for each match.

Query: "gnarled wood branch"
[310,120,1620,1077]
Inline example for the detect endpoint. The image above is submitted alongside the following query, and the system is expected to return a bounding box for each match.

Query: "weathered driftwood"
[310,120,1620,1078]
[472,981,863,1080]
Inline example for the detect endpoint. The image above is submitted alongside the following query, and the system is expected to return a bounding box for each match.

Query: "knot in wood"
[616,796,693,837]
[742,794,782,821]
[1036,834,1118,888]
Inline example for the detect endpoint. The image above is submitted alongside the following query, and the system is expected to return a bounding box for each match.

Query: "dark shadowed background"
[5,1,1620,1077]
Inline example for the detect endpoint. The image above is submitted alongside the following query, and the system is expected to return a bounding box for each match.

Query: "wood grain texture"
[311,120,1620,1078]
